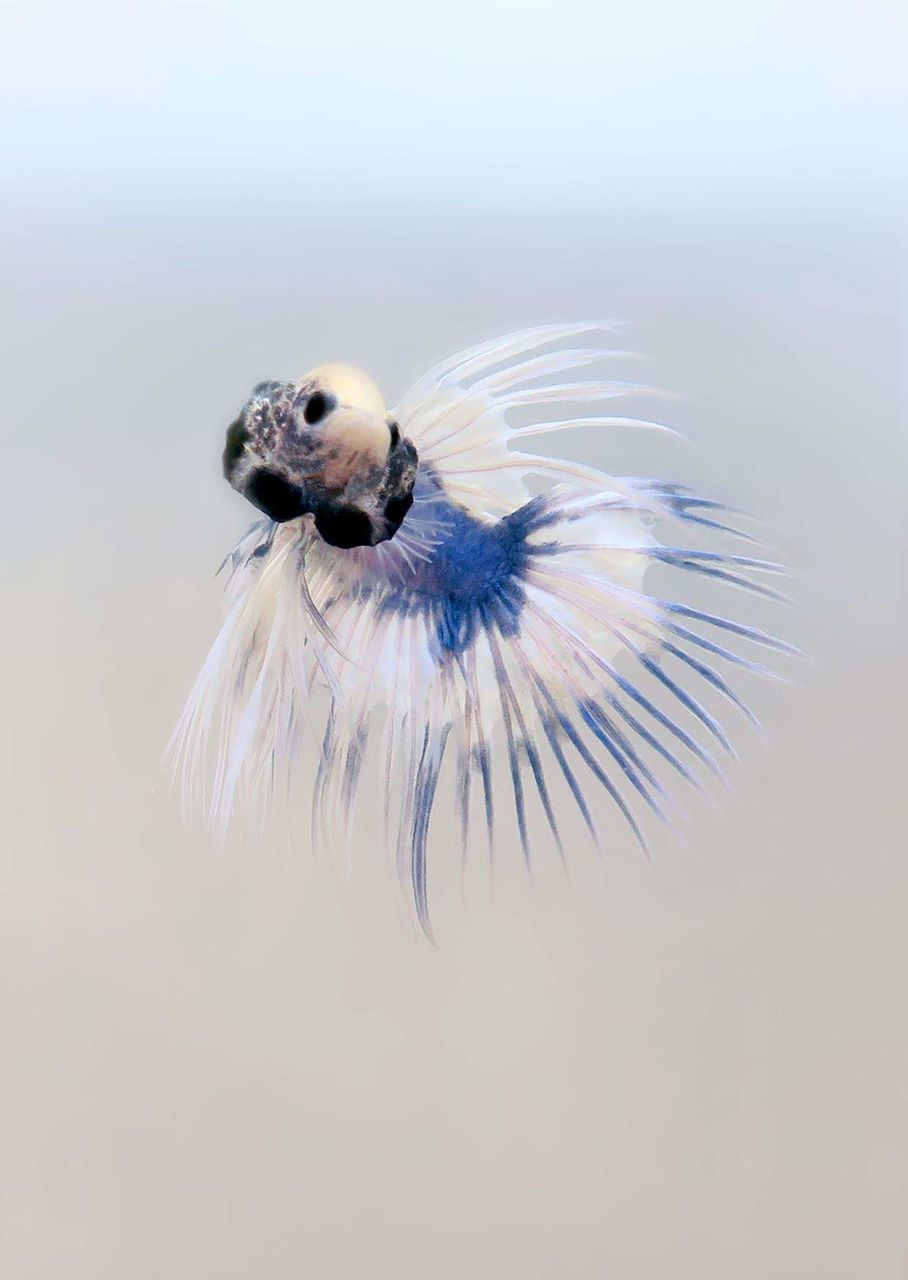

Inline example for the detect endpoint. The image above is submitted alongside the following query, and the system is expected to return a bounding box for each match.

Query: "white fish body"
[171,324,791,937]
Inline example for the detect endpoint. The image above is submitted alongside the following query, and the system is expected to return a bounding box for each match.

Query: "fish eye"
[304,391,334,425]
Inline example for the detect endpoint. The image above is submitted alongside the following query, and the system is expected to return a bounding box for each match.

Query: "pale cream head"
[302,363,386,417]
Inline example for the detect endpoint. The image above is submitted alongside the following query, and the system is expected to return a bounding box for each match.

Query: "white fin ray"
[394,330,678,523]
[394,322,615,422]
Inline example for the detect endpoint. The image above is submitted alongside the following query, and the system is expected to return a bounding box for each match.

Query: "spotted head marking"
[223,363,418,548]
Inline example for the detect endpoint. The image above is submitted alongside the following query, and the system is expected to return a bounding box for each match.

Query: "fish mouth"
[243,467,308,523]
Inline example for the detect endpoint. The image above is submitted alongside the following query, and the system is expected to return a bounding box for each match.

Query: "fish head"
[223,364,418,548]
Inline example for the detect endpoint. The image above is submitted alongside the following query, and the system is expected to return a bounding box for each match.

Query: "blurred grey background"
[0,1,904,1276]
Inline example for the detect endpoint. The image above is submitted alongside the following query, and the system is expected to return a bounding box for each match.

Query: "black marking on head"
[364,434,418,542]
[304,391,335,425]
[383,488,413,530]
[314,504,376,549]
[383,437,418,496]
[223,419,249,478]
[245,468,307,523]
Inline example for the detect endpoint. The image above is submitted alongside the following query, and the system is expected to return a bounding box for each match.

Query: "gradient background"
[1,2,904,1276]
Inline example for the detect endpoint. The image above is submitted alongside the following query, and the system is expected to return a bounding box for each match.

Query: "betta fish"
[170,324,791,938]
